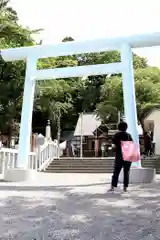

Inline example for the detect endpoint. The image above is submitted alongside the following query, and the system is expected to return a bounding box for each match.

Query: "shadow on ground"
[0,180,160,239]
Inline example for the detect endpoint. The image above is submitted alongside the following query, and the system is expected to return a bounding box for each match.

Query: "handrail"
[0,140,60,175]
[0,148,18,153]
[0,148,36,177]
[38,141,59,171]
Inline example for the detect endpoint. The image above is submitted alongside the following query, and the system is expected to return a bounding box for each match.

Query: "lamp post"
[57,109,61,159]
[118,111,121,123]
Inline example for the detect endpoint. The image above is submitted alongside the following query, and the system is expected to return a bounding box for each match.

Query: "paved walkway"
[0,173,160,239]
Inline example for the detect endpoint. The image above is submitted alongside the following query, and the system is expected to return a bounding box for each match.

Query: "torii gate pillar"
[18,57,37,168]
[121,43,140,168]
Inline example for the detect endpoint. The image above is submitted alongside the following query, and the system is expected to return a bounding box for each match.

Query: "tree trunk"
[139,118,145,136]
[7,125,12,148]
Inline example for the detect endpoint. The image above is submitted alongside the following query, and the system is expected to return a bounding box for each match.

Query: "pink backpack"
[121,141,140,162]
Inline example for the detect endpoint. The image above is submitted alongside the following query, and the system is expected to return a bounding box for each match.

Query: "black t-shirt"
[112,131,133,160]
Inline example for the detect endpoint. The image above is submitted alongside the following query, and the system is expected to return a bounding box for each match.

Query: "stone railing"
[36,141,59,171]
[0,148,36,178]
[0,140,60,176]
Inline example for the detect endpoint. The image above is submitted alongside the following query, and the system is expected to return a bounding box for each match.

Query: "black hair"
[118,121,128,132]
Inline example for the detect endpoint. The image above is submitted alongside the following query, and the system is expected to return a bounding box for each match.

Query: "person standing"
[71,143,77,157]
[144,131,152,156]
[109,121,133,192]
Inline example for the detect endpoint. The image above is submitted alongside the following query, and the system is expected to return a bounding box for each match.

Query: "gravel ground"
[0,173,160,240]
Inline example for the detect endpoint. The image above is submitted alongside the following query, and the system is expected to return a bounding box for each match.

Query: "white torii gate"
[1,32,160,170]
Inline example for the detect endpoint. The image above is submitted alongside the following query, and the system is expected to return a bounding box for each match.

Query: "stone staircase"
[142,156,160,174]
[44,156,160,173]
[44,158,114,173]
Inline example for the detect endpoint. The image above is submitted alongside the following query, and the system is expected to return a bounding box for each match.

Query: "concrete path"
[0,173,160,239]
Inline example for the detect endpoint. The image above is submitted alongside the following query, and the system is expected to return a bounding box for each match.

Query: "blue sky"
[10,0,160,66]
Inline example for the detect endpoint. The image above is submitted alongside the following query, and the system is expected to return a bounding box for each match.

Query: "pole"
[57,109,61,159]
[95,124,98,157]
[121,43,140,168]
[118,111,121,123]
[80,112,83,158]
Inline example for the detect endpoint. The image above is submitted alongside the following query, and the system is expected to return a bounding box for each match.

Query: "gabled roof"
[74,112,143,136]
[142,106,160,120]
[74,113,101,136]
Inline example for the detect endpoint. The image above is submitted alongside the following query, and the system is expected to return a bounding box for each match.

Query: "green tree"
[36,36,149,133]
[75,50,148,113]
[0,54,26,145]
[96,67,160,131]
[0,0,41,144]
[36,37,79,131]
[0,0,41,47]
[35,80,73,138]
[0,0,18,21]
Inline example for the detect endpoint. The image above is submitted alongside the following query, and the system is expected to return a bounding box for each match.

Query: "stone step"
[142,163,160,167]
[48,166,114,170]
[47,166,113,170]
[47,165,158,169]
[57,158,115,160]
[59,157,159,160]
[56,158,159,163]
[52,160,160,166]
[51,159,158,163]
[48,164,113,167]
[45,167,160,174]
[49,162,114,166]
[45,168,160,174]
[48,162,158,168]
[45,169,113,173]
[47,164,158,168]
[50,160,114,163]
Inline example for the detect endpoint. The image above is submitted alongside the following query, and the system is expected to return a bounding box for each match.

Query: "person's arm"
[129,134,133,141]
[112,134,117,148]
[112,143,116,148]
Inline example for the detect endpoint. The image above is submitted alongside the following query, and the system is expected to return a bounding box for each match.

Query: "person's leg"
[144,144,150,156]
[146,146,150,156]
[110,160,123,190]
[149,144,152,156]
[144,147,148,156]
[123,161,131,191]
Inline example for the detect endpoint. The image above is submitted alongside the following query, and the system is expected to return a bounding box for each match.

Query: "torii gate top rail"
[1,32,160,62]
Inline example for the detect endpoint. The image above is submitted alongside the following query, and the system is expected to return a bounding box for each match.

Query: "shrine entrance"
[2,32,160,168]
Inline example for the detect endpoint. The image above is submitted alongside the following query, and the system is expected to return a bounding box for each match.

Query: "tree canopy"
[96,67,160,129]
[0,0,40,144]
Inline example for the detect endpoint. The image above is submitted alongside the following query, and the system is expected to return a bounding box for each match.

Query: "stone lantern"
[45,120,52,141]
